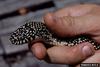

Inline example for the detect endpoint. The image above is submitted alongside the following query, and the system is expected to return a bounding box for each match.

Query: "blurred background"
[0,0,100,67]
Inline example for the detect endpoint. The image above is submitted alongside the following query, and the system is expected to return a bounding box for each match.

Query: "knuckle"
[63,16,75,27]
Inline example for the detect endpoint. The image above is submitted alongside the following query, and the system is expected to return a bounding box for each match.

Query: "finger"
[44,13,100,37]
[76,51,100,67]
[54,4,98,17]
[82,50,100,63]
[31,43,46,60]
[47,42,95,65]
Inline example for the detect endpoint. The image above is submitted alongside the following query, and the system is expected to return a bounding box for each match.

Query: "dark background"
[0,0,100,67]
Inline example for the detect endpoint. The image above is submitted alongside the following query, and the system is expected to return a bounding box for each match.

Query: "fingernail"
[32,45,41,56]
[82,45,94,57]
[32,45,40,56]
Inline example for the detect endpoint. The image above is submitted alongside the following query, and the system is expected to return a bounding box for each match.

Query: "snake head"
[9,22,37,45]
[9,19,52,45]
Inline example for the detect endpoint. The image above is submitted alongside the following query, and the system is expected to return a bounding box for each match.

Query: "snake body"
[9,19,100,50]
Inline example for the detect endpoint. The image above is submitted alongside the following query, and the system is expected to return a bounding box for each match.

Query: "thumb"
[44,13,100,37]
[47,42,95,65]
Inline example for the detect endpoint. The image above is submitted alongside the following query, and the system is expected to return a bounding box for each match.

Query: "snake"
[9,17,100,50]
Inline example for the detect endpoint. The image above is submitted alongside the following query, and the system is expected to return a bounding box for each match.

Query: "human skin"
[30,4,100,65]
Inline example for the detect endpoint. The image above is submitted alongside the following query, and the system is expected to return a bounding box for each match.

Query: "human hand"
[30,4,100,65]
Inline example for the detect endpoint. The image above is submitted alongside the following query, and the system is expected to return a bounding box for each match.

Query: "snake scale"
[9,17,100,50]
